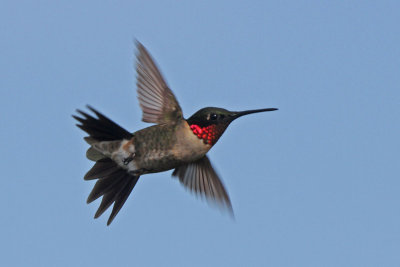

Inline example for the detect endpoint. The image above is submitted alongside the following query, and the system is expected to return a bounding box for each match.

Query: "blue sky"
[1,1,399,266]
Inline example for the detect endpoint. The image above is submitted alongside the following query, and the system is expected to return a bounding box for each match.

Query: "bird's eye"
[210,113,218,120]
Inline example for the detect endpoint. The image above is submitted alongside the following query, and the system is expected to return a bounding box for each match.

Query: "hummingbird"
[73,42,277,225]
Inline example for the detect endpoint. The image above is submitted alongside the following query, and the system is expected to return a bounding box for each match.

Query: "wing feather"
[172,156,233,215]
[136,42,183,124]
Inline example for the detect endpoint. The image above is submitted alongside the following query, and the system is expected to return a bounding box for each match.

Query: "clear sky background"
[1,1,399,266]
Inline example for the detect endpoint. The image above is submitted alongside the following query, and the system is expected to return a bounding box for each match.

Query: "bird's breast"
[171,120,211,162]
[132,120,211,173]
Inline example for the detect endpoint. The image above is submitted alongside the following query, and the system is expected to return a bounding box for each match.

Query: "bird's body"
[74,42,277,225]
[97,119,211,175]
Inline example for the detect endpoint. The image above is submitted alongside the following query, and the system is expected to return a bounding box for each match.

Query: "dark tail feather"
[86,160,127,203]
[108,176,140,225]
[73,105,133,141]
[90,165,140,225]
[84,159,121,180]
[73,107,138,225]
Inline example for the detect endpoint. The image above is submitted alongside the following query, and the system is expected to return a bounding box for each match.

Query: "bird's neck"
[189,123,227,146]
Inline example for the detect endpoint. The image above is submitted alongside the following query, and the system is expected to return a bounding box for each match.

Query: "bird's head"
[187,107,278,146]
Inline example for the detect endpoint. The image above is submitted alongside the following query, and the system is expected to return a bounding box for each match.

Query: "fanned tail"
[73,106,139,225]
[73,105,132,141]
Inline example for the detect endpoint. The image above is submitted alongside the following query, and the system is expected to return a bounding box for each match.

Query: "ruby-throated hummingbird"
[74,42,277,225]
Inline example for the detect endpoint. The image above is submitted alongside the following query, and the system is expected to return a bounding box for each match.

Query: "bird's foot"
[123,153,135,165]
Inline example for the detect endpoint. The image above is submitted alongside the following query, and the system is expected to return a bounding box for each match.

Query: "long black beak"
[230,108,278,120]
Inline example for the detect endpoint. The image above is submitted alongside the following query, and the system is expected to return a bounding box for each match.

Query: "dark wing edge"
[172,156,234,216]
[136,41,183,124]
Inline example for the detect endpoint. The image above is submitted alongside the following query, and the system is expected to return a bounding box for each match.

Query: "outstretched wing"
[136,42,183,124]
[172,156,233,215]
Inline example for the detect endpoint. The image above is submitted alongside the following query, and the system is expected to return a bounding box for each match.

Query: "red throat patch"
[190,124,225,145]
